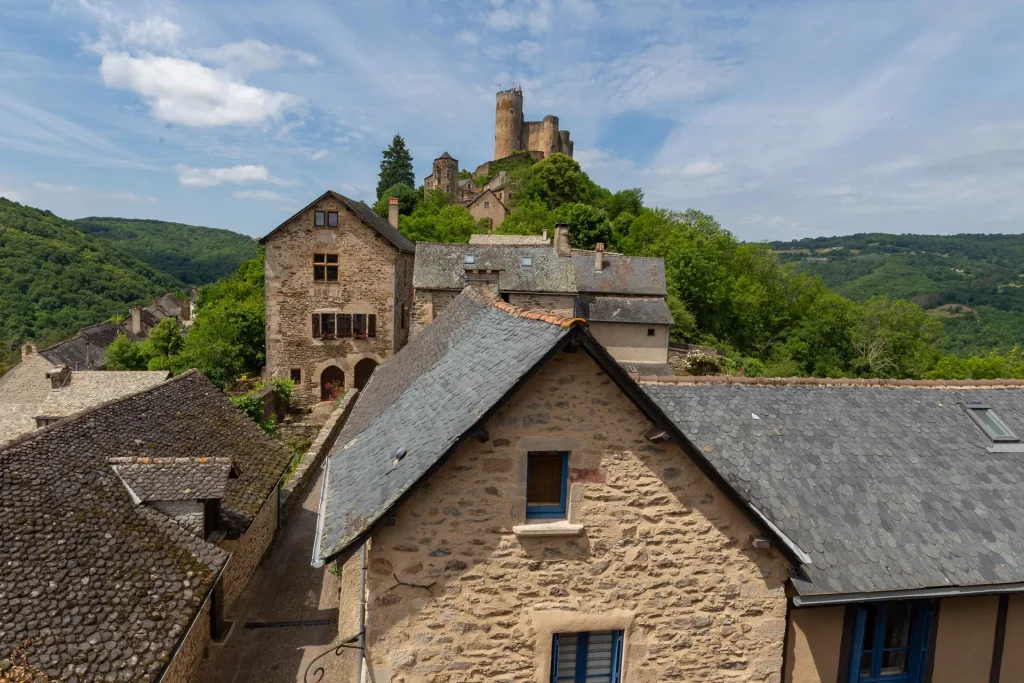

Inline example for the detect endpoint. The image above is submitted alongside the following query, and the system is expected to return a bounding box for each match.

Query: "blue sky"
[2,0,1024,241]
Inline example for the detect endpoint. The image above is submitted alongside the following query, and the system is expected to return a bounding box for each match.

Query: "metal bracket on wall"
[303,630,365,683]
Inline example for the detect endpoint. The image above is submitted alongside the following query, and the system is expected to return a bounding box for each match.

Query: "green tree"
[106,333,148,370]
[851,297,942,377]
[372,183,421,219]
[146,317,185,358]
[511,153,600,209]
[398,192,483,244]
[553,203,611,250]
[496,199,555,236]
[376,135,415,200]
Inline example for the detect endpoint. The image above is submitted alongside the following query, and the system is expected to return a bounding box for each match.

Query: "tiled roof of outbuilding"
[316,288,575,562]
[110,457,235,502]
[413,242,578,293]
[572,251,667,296]
[39,321,140,370]
[643,380,1024,597]
[576,295,674,324]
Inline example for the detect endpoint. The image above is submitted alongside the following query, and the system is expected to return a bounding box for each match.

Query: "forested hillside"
[74,216,257,285]
[771,234,1024,355]
[0,198,182,351]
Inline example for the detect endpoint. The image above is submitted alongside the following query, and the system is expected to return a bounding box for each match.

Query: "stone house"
[259,190,416,406]
[0,370,293,682]
[0,342,168,447]
[313,288,1024,683]
[412,226,674,374]
[465,187,510,230]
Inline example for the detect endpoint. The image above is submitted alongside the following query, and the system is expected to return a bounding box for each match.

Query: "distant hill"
[0,198,182,350]
[74,217,258,285]
[770,233,1024,355]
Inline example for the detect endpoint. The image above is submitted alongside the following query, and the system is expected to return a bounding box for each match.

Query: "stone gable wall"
[410,289,460,340]
[160,598,211,683]
[359,350,789,682]
[218,485,279,612]
[264,195,400,406]
[508,292,575,318]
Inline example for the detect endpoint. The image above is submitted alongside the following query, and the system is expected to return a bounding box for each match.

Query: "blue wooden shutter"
[848,607,868,682]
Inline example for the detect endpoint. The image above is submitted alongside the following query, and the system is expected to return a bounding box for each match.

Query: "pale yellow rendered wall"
[784,607,844,683]
[1000,595,1024,680]
[589,321,670,364]
[361,350,790,682]
[932,595,998,683]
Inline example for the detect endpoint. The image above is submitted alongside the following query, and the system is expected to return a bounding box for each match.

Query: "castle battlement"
[494,89,572,161]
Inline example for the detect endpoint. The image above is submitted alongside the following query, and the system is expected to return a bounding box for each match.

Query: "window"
[647,328,655,336]
[527,451,568,519]
[290,368,302,383]
[312,313,376,339]
[484,201,490,209]
[522,255,533,267]
[966,404,1019,442]
[327,211,338,227]
[315,210,325,227]
[849,601,932,683]
[551,630,624,683]
[464,253,476,265]
[313,253,339,282]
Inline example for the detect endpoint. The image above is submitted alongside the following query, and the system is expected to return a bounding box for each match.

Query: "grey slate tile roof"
[316,289,573,562]
[469,234,551,245]
[643,381,1024,596]
[110,457,235,502]
[572,251,667,296]
[40,321,140,370]
[258,190,415,253]
[576,295,674,324]
[413,242,578,293]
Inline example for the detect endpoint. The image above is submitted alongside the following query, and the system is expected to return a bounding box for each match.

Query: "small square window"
[522,255,533,267]
[313,254,339,282]
[290,368,302,383]
[327,211,338,227]
[527,451,568,519]
[484,201,490,209]
[314,211,325,227]
[966,404,1019,442]
[464,253,476,265]
[647,328,655,336]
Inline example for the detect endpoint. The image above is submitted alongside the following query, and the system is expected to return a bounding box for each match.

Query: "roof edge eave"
[793,581,1024,606]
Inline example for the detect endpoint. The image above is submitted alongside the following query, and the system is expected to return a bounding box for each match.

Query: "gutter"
[311,455,331,569]
[747,503,813,566]
[793,581,1024,607]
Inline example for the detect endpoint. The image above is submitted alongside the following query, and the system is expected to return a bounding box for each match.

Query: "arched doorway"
[320,366,345,401]
[354,358,379,391]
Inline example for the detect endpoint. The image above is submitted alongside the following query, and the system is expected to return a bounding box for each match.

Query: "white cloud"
[517,40,542,62]
[679,160,724,177]
[308,149,328,160]
[562,0,597,25]
[197,39,319,73]
[99,52,302,127]
[104,191,157,204]
[124,16,182,48]
[232,190,296,202]
[0,186,25,202]
[455,30,480,46]
[485,0,553,34]
[176,164,293,187]
[34,182,82,192]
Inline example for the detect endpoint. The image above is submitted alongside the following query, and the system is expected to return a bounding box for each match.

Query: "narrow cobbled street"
[201,468,350,683]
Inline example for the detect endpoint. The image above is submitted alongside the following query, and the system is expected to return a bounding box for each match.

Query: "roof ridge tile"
[639,375,1024,388]
[474,287,583,328]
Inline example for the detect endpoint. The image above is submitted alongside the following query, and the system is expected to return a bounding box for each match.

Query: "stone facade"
[219,485,279,611]
[495,87,573,160]
[263,193,414,406]
[508,292,575,318]
[160,598,211,683]
[342,349,789,682]
[424,152,460,196]
[410,289,461,339]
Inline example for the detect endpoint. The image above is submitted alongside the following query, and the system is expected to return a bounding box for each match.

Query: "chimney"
[388,197,400,229]
[46,365,71,390]
[594,243,604,272]
[542,229,548,242]
[130,306,142,335]
[554,224,571,257]
[179,295,191,322]
[22,342,36,357]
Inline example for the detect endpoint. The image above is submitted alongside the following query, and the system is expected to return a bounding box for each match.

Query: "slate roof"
[110,457,235,502]
[40,321,140,370]
[413,243,578,293]
[315,288,575,563]
[643,379,1024,597]
[576,295,674,324]
[469,234,551,246]
[572,251,667,296]
[258,190,415,253]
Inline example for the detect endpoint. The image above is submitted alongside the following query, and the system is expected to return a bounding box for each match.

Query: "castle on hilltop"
[494,86,573,160]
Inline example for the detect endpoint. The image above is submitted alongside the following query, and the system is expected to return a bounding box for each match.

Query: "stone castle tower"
[493,87,573,161]
[423,151,459,196]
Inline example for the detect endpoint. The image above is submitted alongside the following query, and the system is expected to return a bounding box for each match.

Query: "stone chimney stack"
[594,243,604,272]
[388,197,400,229]
[542,229,548,242]
[22,342,36,357]
[130,306,142,335]
[47,365,71,390]
[554,224,571,257]
[180,295,191,322]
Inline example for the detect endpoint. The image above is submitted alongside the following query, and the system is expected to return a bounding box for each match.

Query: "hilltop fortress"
[493,86,573,160]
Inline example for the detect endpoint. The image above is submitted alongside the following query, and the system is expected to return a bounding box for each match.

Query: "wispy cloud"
[232,189,296,202]
[485,0,553,35]
[103,190,157,204]
[455,30,479,46]
[196,39,319,73]
[176,164,294,187]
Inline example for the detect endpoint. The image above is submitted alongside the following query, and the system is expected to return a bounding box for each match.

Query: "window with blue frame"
[526,451,568,519]
[849,601,933,683]
[551,630,623,683]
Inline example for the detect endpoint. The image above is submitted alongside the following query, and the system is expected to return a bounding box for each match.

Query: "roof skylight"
[966,404,1019,442]
[464,253,475,265]
[522,255,533,267]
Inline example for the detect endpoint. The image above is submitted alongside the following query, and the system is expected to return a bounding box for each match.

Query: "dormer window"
[464,253,476,265]
[966,404,1019,442]
[522,255,533,267]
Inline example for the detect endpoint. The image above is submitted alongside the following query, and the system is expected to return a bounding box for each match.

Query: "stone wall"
[361,349,789,682]
[410,289,461,340]
[218,485,279,612]
[467,190,509,229]
[394,253,414,352]
[264,194,401,406]
[160,597,211,683]
[508,292,575,317]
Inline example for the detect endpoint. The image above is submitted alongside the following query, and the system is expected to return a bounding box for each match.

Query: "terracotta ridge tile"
[637,375,1024,389]
[468,285,585,329]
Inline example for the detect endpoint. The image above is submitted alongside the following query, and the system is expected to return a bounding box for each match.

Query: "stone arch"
[319,365,346,401]
[312,357,352,401]
[354,358,379,391]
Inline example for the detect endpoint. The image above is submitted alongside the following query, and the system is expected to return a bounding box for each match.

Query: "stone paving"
[199,467,350,683]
